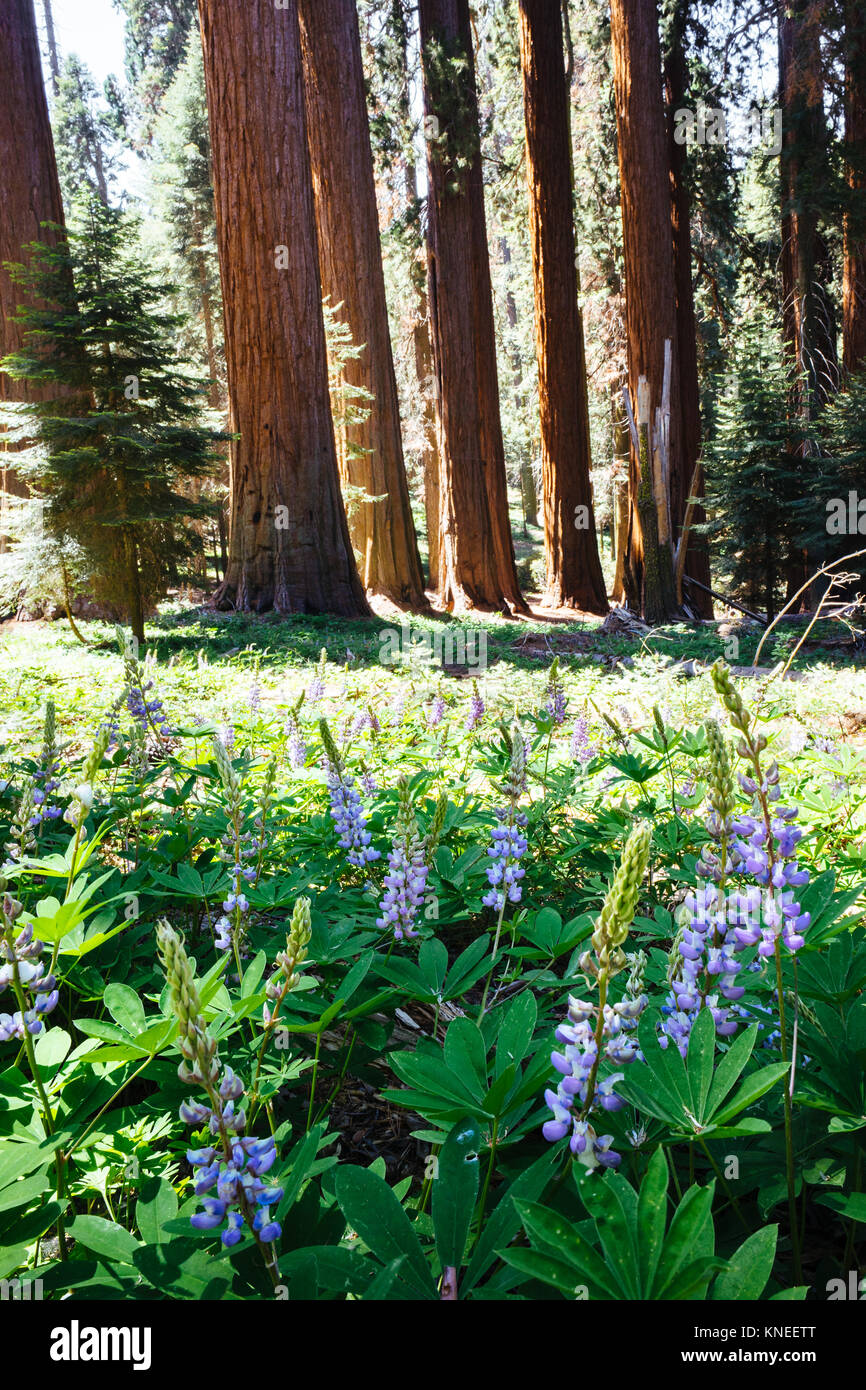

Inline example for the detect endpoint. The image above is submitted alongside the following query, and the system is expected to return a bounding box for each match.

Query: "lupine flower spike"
[320,719,379,869]
[212,735,256,956]
[542,822,651,1171]
[377,778,429,941]
[156,921,283,1285]
[0,888,59,1040]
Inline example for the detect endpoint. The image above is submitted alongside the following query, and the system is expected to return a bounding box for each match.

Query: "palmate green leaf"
[104,982,146,1036]
[711,1225,778,1300]
[712,1063,789,1126]
[388,1049,482,1109]
[462,1148,559,1295]
[333,1165,437,1300]
[443,1017,489,1100]
[494,992,537,1076]
[513,1199,620,1298]
[69,1213,143,1265]
[685,1007,717,1118]
[704,1023,759,1118]
[582,1167,641,1299]
[432,1116,481,1271]
[135,1176,178,1247]
[498,1244,593,1298]
[636,1147,670,1295]
[651,1183,715,1299]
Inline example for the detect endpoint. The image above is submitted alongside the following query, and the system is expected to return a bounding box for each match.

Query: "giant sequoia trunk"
[779,1,838,418]
[197,0,368,616]
[663,0,712,617]
[609,0,682,622]
[0,0,67,506]
[518,0,607,614]
[418,0,525,614]
[298,0,426,609]
[843,0,866,376]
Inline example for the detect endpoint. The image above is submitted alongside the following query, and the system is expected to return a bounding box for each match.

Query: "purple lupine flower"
[570,715,596,766]
[482,809,528,911]
[544,659,567,726]
[284,714,307,770]
[0,916,59,1041]
[184,1119,283,1248]
[325,765,380,868]
[427,692,446,728]
[376,805,429,942]
[466,681,485,732]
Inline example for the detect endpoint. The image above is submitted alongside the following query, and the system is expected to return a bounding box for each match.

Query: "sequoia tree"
[418,0,525,613]
[663,0,712,616]
[610,0,682,621]
[843,0,866,375]
[197,0,369,616]
[0,0,67,505]
[517,0,607,613]
[298,0,426,608]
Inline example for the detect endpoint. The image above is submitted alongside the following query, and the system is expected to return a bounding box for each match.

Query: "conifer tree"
[1,201,221,644]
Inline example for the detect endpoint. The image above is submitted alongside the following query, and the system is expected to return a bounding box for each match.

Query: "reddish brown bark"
[197,0,368,616]
[610,0,682,621]
[663,1,712,617]
[518,0,607,614]
[298,0,426,609]
[418,0,525,614]
[0,0,67,507]
[843,0,866,375]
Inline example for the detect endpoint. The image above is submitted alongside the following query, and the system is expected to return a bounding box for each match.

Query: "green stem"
[306,1031,322,1132]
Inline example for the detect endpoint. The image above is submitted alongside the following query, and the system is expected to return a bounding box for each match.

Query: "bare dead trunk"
[518,0,607,614]
[298,0,426,609]
[197,0,369,617]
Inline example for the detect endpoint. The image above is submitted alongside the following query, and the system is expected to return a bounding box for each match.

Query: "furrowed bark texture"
[518,0,607,614]
[418,0,525,613]
[610,0,682,621]
[197,0,368,616]
[0,0,68,504]
[298,0,426,608]
[663,0,712,616]
[844,0,866,375]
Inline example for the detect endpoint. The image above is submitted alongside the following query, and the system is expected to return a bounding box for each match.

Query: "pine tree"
[702,345,808,623]
[53,55,120,207]
[0,201,221,644]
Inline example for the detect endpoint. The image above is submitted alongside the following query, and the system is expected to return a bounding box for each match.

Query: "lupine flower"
[320,720,379,869]
[466,680,485,732]
[62,727,111,833]
[542,823,651,1171]
[0,894,59,1041]
[156,921,283,1269]
[482,724,528,912]
[570,715,596,766]
[544,658,567,726]
[377,779,429,941]
[427,691,446,728]
[263,897,312,1027]
[306,648,327,704]
[284,712,306,770]
[212,736,256,956]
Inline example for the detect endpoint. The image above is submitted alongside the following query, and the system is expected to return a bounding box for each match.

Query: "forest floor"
[1,595,864,762]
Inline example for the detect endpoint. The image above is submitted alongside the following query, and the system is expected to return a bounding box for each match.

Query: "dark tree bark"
[0,0,67,516]
[610,0,681,621]
[298,0,426,609]
[418,0,525,613]
[518,0,607,614]
[197,0,369,616]
[779,1,838,417]
[663,0,712,616]
[843,0,866,375]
